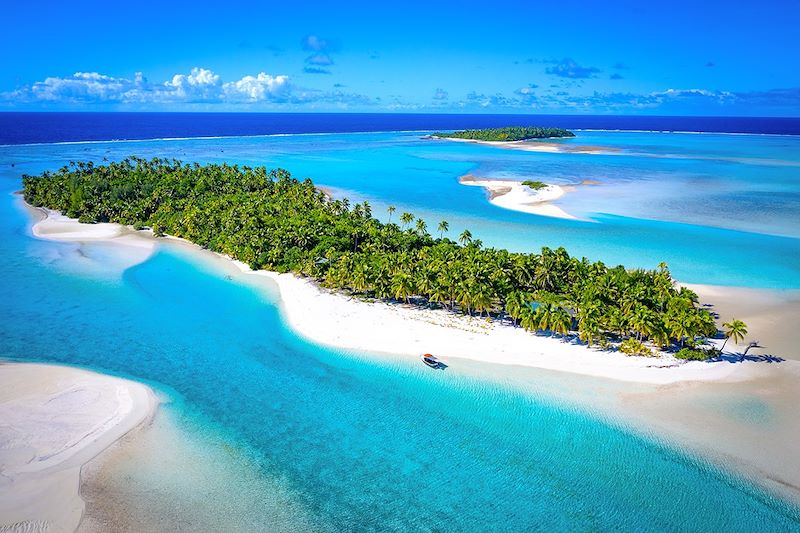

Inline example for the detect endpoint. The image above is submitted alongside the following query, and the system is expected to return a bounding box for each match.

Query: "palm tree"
[458,229,472,246]
[505,291,530,325]
[415,218,428,235]
[387,205,396,223]
[519,305,537,332]
[550,308,572,337]
[437,220,449,239]
[720,319,747,352]
[391,271,414,304]
[629,305,654,341]
[400,212,414,228]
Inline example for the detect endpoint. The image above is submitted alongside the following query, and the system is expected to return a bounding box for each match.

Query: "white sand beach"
[247,270,773,385]
[432,135,619,155]
[459,175,577,220]
[25,206,776,387]
[0,362,156,533]
[19,205,800,508]
[689,283,800,360]
[27,206,156,265]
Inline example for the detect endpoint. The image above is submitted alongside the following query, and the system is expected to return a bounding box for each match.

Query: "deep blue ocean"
[1,113,800,530]
[2,112,799,145]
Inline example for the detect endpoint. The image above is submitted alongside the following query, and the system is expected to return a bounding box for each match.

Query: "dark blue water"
[2,112,799,145]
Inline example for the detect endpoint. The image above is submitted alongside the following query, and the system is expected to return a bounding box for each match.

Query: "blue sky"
[3,0,799,115]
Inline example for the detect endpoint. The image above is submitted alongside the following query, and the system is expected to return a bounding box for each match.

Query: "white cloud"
[6,68,295,105]
[163,67,221,101]
[223,73,290,101]
[27,71,134,102]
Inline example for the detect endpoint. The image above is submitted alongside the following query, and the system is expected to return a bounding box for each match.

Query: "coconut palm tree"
[629,305,654,341]
[505,291,531,326]
[550,308,572,337]
[519,304,537,332]
[387,205,396,223]
[400,212,414,228]
[437,220,449,239]
[458,229,472,246]
[721,319,747,352]
[415,218,428,236]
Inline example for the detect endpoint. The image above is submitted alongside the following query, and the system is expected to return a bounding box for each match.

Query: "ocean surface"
[3,117,798,288]
[2,112,800,145]
[1,114,800,530]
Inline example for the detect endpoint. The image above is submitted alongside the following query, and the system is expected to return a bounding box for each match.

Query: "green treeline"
[432,127,575,141]
[23,157,720,356]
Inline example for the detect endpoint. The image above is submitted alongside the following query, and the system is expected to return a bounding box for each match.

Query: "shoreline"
[459,174,579,220]
[0,361,157,532]
[15,202,800,510]
[24,202,784,386]
[432,135,621,155]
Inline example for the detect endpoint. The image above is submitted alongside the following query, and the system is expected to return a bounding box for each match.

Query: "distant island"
[431,126,576,141]
[21,157,741,362]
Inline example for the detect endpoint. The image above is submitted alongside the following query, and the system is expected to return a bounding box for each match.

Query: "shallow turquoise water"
[4,130,798,288]
[1,187,800,528]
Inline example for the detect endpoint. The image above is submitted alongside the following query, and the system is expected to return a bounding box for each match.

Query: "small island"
[431,126,575,141]
[22,158,742,363]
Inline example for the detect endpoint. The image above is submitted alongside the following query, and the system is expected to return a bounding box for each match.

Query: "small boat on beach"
[421,353,444,369]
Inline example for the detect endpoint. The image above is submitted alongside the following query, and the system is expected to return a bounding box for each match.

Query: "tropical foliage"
[721,319,748,352]
[23,158,725,355]
[522,180,547,190]
[618,338,652,357]
[432,127,575,141]
[675,347,721,361]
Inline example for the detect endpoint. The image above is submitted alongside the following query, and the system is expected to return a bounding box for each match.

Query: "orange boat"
[421,353,442,369]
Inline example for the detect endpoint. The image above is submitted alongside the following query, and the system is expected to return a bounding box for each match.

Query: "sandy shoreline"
[0,362,156,532]
[14,202,800,510]
[459,174,578,220]
[431,135,621,155]
[24,203,783,386]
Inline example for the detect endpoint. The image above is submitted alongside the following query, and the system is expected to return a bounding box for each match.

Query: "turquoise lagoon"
[1,132,800,530]
[6,130,799,288]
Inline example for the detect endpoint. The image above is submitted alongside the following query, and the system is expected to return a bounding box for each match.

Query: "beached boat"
[421,353,443,369]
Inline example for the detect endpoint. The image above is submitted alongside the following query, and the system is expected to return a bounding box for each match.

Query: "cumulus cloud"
[164,68,221,102]
[223,73,290,102]
[433,88,448,100]
[545,58,601,79]
[6,68,292,105]
[20,71,140,103]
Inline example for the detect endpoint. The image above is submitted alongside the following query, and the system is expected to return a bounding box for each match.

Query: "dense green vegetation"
[432,127,575,141]
[23,157,732,357]
[522,180,547,190]
[675,347,721,361]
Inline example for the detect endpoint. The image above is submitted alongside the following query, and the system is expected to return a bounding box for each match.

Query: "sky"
[2,0,799,115]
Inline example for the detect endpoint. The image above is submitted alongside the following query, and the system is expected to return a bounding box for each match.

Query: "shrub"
[619,338,652,357]
[675,347,719,361]
[522,180,547,190]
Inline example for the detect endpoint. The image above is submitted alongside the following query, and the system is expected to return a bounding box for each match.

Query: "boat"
[421,353,443,369]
